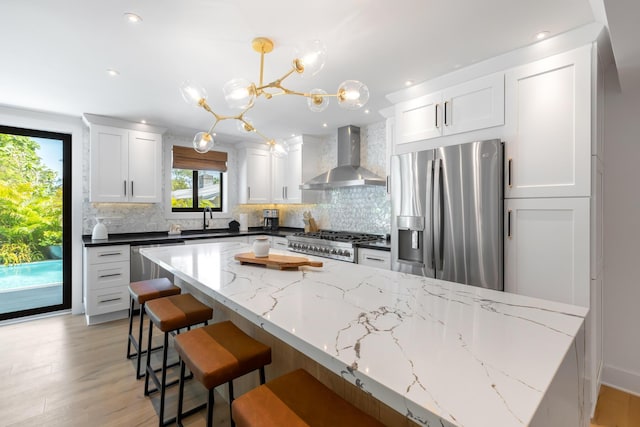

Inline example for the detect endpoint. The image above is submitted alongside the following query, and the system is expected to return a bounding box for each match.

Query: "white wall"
[0,105,84,315]
[602,68,640,394]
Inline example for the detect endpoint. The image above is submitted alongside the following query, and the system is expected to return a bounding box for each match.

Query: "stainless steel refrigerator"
[390,139,503,290]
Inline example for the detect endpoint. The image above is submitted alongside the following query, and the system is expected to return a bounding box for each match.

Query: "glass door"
[0,125,71,321]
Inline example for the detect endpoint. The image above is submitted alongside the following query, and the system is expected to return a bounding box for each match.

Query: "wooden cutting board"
[234,252,323,270]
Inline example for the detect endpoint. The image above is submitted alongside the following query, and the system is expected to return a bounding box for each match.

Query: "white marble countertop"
[141,242,587,427]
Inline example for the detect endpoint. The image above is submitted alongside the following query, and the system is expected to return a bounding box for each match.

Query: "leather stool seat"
[143,293,213,427]
[232,369,385,427]
[145,293,213,332]
[174,321,272,427]
[127,278,181,379]
[130,278,181,304]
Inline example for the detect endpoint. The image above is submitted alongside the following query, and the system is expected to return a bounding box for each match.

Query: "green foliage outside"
[0,133,62,265]
[171,169,221,209]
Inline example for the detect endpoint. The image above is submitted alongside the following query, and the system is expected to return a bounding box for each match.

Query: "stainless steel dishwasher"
[130,241,185,283]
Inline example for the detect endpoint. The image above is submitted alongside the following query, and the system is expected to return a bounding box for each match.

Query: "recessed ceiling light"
[140,119,146,124]
[322,123,328,128]
[291,133,296,137]
[212,132,217,137]
[404,80,414,87]
[364,109,370,114]
[124,13,142,23]
[106,69,120,77]
[535,31,550,41]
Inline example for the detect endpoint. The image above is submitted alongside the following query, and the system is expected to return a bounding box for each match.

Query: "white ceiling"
[0,0,632,144]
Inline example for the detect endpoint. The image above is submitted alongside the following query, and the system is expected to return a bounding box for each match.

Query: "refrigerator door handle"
[433,158,444,271]
[425,159,434,269]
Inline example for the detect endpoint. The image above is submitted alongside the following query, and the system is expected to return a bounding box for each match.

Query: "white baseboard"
[602,364,640,397]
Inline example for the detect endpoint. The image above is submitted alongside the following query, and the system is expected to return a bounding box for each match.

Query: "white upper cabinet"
[238,147,271,204]
[90,124,162,203]
[395,73,504,145]
[504,46,591,198]
[272,142,302,204]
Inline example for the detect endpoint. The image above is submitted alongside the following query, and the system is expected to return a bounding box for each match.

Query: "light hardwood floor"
[0,313,637,426]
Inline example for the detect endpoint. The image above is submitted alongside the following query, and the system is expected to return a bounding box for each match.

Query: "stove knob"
[344,250,351,257]
[336,249,344,256]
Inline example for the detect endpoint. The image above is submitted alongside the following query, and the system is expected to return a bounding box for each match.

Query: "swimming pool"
[0,260,62,291]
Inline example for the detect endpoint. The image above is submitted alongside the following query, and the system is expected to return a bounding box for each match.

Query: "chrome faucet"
[203,207,213,230]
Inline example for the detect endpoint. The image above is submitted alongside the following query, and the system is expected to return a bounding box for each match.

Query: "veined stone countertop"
[140,242,587,427]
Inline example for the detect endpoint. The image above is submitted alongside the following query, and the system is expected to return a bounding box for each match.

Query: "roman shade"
[172,146,228,172]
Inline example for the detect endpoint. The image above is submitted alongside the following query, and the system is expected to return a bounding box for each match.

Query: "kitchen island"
[141,242,588,427]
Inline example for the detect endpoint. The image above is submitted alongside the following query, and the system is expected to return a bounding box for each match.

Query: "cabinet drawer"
[87,286,130,316]
[86,245,130,264]
[87,261,130,290]
[358,248,391,270]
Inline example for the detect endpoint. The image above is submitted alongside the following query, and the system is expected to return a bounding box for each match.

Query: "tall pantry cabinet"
[387,30,607,416]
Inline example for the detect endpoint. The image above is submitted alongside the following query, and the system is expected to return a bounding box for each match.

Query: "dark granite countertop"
[82,227,303,247]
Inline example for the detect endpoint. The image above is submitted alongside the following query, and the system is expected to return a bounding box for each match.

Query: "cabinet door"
[128,131,162,203]
[243,148,271,204]
[271,155,287,204]
[358,248,391,270]
[443,73,504,135]
[504,198,589,307]
[90,125,128,202]
[504,46,591,198]
[395,92,442,144]
[284,143,302,203]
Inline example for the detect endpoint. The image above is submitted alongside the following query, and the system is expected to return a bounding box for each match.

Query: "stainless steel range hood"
[300,125,386,190]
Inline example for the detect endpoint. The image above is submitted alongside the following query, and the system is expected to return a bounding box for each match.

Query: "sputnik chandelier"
[180,37,370,155]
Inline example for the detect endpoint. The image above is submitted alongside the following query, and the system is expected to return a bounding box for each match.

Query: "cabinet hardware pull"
[444,101,450,126]
[386,175,390,194]
[507,209,512,239]
[98,273,122,278]
[508,158,513,188]
[435,103,440,128]
[131,181,134,196]
[248,187,251,200]
[99,252,122,257]
[365,256,385,262]
[99,297,122,303]
[285,186,288,199]
[123,180,127,196]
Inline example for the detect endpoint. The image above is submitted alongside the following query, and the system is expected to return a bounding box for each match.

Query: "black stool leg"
[135,302,145,378]
[259,366,266,385]
[144,319,154,396]
[228,380,235,427]
[158,331,169,427]
[207,387,215,427]
[126,297,135,358]
[176,360,186,427]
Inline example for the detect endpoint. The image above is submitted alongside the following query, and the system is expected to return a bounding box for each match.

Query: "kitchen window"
[171,146,227,213]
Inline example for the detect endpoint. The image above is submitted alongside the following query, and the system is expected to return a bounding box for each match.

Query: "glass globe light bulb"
[193,132,214,153]
[223,78,256,110]
[180,81,207,107]
[237,116,255,133]
[307,88,330,112]
[337,80,370,110]
[294,40,327,76]
[269,140,289,158]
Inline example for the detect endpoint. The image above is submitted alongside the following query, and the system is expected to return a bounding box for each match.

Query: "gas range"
[287,230,384,263]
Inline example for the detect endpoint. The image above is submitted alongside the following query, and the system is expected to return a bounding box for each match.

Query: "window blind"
[172,146,228,172]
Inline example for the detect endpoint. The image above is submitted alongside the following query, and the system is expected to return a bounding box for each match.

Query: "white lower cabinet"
[270,236,289,250]
[83,245,131,325]
[357,248,391,270]
[504,198,590,306]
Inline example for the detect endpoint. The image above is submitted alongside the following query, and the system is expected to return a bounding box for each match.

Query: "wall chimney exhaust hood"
[300,125,386,190]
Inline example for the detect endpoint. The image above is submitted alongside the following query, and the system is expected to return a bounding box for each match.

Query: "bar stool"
[144,293,213,427]
[174,320,272,427]
[127,277,181,379]
[232,369,385,427]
